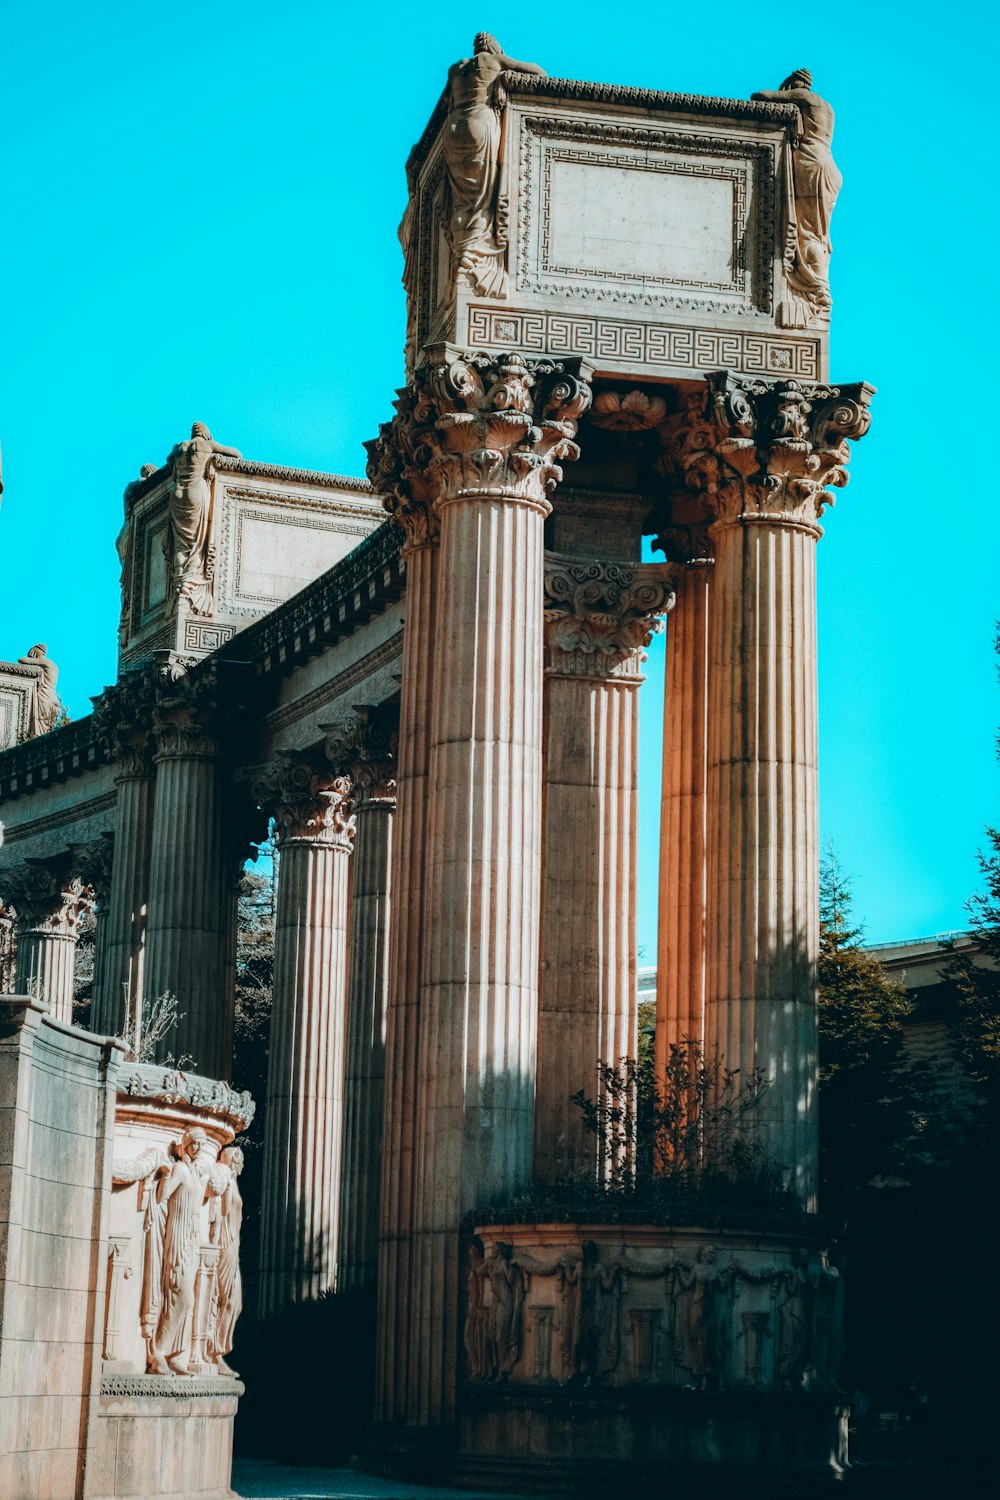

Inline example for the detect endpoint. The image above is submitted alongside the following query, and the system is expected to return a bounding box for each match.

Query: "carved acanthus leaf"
[366,348,593,525]
[543,555,677,678]
[323,704,399,806]
[254,758,356,850]
[702,372,874,532]
[1,865,95,936]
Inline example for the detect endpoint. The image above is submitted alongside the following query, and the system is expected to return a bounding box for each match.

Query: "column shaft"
[15,932,77,1024]
[536,673,638,1181]
[92,775,155,1036]
[656,565,711,1065]
[144,753,229,1076]
[705,518,819,1207]
[410,491,547,1425]
[255,771,354,1318]
[376,540,436,1422]
[338,797,394,1292]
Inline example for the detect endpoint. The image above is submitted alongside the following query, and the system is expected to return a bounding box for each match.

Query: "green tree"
[817,849,926,1204]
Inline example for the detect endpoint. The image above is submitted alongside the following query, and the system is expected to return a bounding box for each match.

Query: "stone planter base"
[454,1385,848,1496]
[87,1376,244,1500]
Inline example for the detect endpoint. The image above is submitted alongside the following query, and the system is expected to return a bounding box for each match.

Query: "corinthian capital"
[151,659,242,760]
[702,372,874,534]
[543,555,678,680]
[323,704,399,807]
[2,864,95,937]
[254,759,356,850]
[92,672,157,779]
[366,347,593,529]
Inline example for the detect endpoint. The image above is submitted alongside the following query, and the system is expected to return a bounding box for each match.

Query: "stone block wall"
[0,997,120,1500]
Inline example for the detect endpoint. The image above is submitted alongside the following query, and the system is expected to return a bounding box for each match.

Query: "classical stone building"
[1,39,872,1498]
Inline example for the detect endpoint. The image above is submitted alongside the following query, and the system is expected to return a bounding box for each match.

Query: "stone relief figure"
[809,1256,846,1388]
[164,423,242,617]
[148,1126,218,1374]
[17,644,62,737]
[673,1247,716,1388]
[752,70,842,327]
[485,1241,525,1377]
[464,1240,493,1380]
[775,1253,811,1389]
[441,33,546,297]
[560,1240,622,1382]
[209,1144,244,1376]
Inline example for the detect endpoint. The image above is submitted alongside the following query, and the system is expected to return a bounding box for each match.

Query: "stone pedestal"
[536,557,674,1182]
[144,673,230,1077]
[256,765,355,1318]
[327,708,398,1295]
[7,868,94,1025]
[698,375,872,1208]
[90,1062,253,1500]
[366,348,591,1429]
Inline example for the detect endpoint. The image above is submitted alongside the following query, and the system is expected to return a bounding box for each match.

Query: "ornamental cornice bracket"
[253,754,356,850]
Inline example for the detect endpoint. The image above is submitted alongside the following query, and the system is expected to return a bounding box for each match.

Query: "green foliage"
[233,861,275,1155]
[817,848,930,1202]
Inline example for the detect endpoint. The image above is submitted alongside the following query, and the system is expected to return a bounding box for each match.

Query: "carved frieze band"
[468,306,820,381]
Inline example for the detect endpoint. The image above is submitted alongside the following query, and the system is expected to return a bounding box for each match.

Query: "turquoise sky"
[2,3,997,951]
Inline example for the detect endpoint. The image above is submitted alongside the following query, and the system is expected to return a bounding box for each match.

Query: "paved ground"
[231,1458,521,1500]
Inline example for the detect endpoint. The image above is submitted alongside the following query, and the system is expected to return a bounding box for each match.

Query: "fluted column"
[700,373,873,1209]
[366,391,442,1422]
[369,345,592,1428]
[655,549,713,1066]
[75,833,115,1027]
[6,866,94,1025]
[143,667,231,1077]
[92,676,157,1037]
[256,762,355,1318]
[536,556,675,1183]
[325,707,398,1295]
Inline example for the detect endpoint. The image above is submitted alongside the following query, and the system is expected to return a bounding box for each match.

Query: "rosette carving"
[253,758,356,850]
[543,555,678,679]
[366,347,593,529]
[323,703,399,807]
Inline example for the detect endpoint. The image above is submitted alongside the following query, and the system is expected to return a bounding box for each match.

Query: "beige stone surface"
[0,998,120,1500]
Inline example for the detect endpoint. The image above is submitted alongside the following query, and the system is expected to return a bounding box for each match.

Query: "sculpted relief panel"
[464,1228,844,1395]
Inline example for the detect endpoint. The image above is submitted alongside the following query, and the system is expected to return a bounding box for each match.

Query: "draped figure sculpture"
[17,644,61,737]
[148,1127,214,1374]
[752,70,842,327]
[441,33,546,297]
[164,422,242,616]
[210,1145,245,1375]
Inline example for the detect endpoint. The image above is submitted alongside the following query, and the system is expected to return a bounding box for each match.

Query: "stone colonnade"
[364,354,870,1431]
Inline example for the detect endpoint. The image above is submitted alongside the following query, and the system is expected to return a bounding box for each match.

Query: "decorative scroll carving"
[752,71,842,328]
[2,864,95,937]
[151,661,238,760]
[93,673,157,779]
[366,349,593,533]
[164,423,242,617]
[74,832,115,908]
[323,704,399,806]
[16,644,63,738]
[254,758,356,850]
[117,1064,255,1132]
[440,35,547,297]
[543,555,677,679]
[463,1232,842,1395]
[702,371,873,534]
